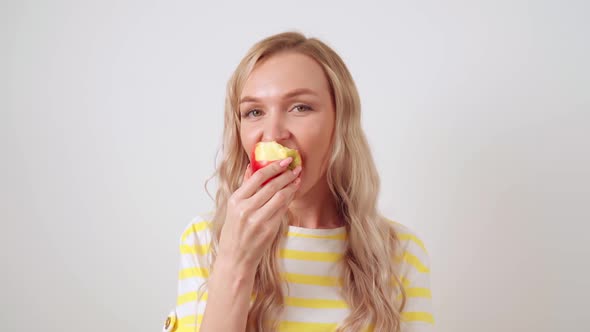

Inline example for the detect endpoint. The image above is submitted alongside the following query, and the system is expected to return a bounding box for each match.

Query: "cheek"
[296,119,334,176]
[240,125,258,160]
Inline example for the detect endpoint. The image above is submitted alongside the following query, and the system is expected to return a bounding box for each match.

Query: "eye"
[291,104,312,112]
[242,109,263,118]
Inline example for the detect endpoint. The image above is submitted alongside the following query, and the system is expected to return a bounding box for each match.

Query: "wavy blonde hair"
[205,31,406,332]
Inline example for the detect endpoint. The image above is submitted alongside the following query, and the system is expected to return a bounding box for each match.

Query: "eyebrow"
[239,88,319,104]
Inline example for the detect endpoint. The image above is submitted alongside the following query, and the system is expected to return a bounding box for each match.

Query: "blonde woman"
[163,32,434,332]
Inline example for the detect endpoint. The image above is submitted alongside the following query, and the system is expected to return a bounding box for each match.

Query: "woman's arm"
[396,225,435,332]
[163,218,211,332]
[200,159,301,331]
[199,257,256,332]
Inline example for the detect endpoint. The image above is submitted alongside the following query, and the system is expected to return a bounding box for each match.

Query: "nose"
[262,111,290,142]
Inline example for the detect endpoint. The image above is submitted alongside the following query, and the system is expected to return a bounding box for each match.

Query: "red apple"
[250,141,302,185]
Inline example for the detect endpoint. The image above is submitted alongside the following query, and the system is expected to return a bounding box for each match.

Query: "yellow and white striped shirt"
[163,215,434,332]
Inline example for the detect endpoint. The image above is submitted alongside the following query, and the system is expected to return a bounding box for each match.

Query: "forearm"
[199,258,256,332]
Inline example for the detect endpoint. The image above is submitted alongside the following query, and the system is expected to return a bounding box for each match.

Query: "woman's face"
[239,51,335,196]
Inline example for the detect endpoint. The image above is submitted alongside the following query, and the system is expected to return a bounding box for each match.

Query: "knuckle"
[268,181,282,193]
[274,162,284,172]
[253,171,265,183]
[228,196,238,208]
[238,206,252,221]
[275,191,287,202]
[247,215,262,228]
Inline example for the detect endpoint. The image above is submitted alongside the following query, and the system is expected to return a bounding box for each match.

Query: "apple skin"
[250,141,302,185]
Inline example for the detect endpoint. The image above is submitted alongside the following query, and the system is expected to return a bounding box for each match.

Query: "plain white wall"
[2,0,589,331]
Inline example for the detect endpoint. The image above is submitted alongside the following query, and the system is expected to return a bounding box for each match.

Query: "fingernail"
[292,166,302,176]
[279,157,293,167]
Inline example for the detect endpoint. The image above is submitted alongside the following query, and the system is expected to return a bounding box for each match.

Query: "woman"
[163,32,434,332]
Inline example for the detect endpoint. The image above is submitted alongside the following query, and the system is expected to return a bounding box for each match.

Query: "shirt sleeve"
[162,216,212,332]
[396,224,435,332]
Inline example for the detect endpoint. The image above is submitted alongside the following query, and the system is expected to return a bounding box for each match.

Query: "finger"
[238,164,252,187]
[249,178,301,224]
[236,157,293,199]
[265,204,291,232]
[247,165,301,209]
[244,163,253,181]
[246,203,290,246]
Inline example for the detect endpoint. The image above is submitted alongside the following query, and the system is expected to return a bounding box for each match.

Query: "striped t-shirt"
[163,215,434,332]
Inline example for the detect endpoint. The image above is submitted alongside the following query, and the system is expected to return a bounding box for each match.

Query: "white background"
[2,0,589,331]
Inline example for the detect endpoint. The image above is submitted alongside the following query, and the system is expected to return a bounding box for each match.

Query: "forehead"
[240,52,331,99]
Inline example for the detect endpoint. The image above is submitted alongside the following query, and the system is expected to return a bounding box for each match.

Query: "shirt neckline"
[287,224,347,235]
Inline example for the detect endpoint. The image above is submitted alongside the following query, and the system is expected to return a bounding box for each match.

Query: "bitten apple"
[250,141,302,184]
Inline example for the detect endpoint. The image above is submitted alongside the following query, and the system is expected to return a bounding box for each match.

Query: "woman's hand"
[217,157,302,273]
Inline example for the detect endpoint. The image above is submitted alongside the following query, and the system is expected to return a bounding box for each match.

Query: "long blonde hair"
[206,31,406,332]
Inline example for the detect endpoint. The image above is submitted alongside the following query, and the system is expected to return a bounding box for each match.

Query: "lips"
[251,141,303,184]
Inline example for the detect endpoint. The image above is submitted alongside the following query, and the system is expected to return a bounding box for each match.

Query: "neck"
[288,174,342,229]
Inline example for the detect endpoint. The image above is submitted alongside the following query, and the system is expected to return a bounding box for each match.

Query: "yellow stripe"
[176,291,197,306]
[283,273,408,288]
[286,231,346,240]
[385,218,408,232]
[400,277,410,288]
[402,311,435,324]
[286,296,348,309]
[405,287,432,298]
[278,320,339,332]
[174,326,197,332]
[179,291,429,309]
[280,249,343,262]
[395,251,430,273]
[179,267,210,279]
[282,273,341,287]
[178,288,426,308]
[175,311,432,330]
[398,233,428,253]
[181,221,210,243]
[180,243,210,255]
[176,291,209,306]
[385,218,429,252]
[180,246,344,261]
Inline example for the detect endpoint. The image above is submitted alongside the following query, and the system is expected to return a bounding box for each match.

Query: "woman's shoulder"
[384,218,427,248]
[178,212,215,246]
[383,217,431,272]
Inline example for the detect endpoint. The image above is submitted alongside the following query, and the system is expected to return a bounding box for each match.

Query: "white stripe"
[281,306,351,323]
[402,297,434,313]
[284,282,344,301]
[182,230,212,246]
[401,321,435,332]
[281,259,342,277]
[176,299,206,318]
[403,275,431,289]
[283,236,346,253]
[177,277,207,295]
